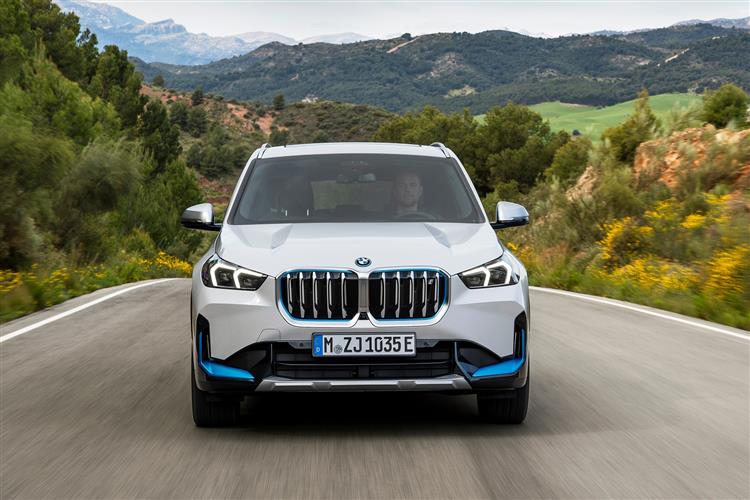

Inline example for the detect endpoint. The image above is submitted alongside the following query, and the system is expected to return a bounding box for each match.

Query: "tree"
[374,105,477,183]
[273,93,285,111]
[169,101,189,129]
[152,74,165,87]
[475,103,567,194]
[25,0,88,83]
[191,87,204,106]
[545,136,592,186]
[88,45,146,127]
[187,106,207,137]
[602,90,659,164]
[136,100,181,170]
[702,84,749,128]
[56,140,141,259]
[269,127,289,145]
[0,115,74,267]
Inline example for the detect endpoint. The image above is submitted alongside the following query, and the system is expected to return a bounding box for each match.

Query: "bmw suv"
[182,142,531,426]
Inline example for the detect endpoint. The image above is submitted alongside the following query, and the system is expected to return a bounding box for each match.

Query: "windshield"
[230,153,484,224]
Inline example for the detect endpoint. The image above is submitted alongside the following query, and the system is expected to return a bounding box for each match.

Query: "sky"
[104,0,750,39]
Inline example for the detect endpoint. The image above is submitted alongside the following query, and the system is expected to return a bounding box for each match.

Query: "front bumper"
[192,267,530,394]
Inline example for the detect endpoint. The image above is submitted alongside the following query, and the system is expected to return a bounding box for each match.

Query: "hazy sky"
[105,0,750,39]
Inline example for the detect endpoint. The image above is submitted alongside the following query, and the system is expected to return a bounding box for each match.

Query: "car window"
[231,153,483,224]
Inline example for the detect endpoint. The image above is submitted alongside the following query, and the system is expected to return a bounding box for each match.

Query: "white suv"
[182,142,531,426]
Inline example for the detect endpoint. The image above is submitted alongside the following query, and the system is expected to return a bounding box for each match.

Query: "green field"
[476,93,702,139]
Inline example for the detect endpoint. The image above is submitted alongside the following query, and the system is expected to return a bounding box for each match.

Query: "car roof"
[258,142,449,159]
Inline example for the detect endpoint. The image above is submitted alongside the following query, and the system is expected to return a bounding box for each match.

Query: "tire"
[191,363,240,427]
[477,367,530,424]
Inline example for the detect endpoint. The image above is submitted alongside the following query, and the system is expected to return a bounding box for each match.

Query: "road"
[1,279,748,499]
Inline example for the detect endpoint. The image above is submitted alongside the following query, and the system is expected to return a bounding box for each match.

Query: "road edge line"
[530,286,749,341]
[0,279,179,344]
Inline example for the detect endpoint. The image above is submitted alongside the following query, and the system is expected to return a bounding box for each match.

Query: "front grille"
[368,270,448,320]
[279,271,359,320]
[272,342,454,379]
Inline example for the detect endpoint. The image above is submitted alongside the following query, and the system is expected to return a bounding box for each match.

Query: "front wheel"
[191,363,240,427]
[477,367,529,424]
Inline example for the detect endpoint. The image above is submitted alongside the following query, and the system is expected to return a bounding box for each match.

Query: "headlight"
[459,255,517,288]
[201,255,267,290]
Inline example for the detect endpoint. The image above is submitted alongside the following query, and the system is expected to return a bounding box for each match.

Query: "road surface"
[1,279,748,499]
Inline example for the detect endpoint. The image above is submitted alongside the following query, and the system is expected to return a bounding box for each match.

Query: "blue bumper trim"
[198,332,254,382]
[471,329,526,378]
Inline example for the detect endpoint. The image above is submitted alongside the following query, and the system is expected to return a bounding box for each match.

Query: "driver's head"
[394,171,423,211]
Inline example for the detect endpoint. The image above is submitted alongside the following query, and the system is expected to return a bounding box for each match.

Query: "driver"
[393,171,423,216]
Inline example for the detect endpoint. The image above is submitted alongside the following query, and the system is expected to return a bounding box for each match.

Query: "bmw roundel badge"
[355,257,371,267]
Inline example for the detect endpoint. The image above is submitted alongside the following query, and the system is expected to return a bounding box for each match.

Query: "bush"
[602,90,660,164]
[545,137,591,186]
[702,83,749,128]
[187,106,208,136]
[191,87,204,106]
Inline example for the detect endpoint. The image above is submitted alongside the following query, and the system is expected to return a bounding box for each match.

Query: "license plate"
[312,333,416,357]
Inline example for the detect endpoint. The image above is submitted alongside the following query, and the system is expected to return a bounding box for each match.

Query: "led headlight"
[459,255,517,288]
[201,255,266,290]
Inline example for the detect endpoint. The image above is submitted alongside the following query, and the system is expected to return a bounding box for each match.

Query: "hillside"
[134,26,750,113]
[476,93,702,139]
[139,85,394,207]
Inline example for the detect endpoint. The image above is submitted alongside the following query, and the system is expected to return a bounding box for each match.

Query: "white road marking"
[531,286,749,341]
[0,279,178,344]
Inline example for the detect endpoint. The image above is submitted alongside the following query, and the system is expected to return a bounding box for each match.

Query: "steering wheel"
[394,211,437,221]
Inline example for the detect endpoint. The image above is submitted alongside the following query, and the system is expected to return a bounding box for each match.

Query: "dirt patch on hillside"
[567,165,599,200]
[633,125,750,191]
[140,85,189,105]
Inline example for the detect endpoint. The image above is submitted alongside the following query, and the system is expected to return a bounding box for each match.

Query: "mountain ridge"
[133,26,750,114]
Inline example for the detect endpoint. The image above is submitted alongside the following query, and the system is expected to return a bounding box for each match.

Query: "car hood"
[216,222,502,277]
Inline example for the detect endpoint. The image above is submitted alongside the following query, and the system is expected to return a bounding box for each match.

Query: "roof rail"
[429,142,449,157]
[258,142,272,158]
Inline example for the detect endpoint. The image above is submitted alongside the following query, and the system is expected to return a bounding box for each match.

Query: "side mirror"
[181,203,222,231]
[491,201,529,230]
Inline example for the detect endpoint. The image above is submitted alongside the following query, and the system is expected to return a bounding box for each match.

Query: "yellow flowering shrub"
[598,217,649,267]
[600,256,699,292]
[703,245,750,299]
[0,270,22,294]
[1,251,194,322]
[681,214,707,230]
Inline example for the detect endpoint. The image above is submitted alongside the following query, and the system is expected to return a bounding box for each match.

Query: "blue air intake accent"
[471,329,525,378]
[197,332,254,382]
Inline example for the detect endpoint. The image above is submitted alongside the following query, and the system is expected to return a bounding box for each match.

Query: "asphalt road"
[1,279,748,499]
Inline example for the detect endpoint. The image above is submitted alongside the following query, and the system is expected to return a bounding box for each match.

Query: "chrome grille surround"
[277,267,450,326]
[367,268,449,323]
[278,269,360,326]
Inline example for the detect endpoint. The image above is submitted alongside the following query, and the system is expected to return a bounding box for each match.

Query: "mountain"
[54,0,365,64]
[301,33,372,44]
[55,0,295,64]
[674,17,750,30]
[236,32,296,46]
[133,26,750,114]
[56,0,143,28]
[589,17,749,37]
